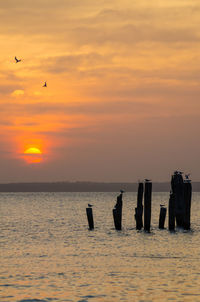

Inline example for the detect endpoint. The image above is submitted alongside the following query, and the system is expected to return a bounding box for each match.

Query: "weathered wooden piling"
[135,182,143,230]
[144,182,152,232]
[113,193,123,230]
[86,207,94,230]
[159,207,167,229]
[172,173,185,228]
[168,192,175,231]
[170,172,192,230]
[183,181,192,230]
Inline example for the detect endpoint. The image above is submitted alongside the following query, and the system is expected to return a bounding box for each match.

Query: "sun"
[23,146,43,164]
[24,147,42,154]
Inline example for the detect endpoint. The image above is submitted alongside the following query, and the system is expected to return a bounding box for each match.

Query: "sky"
[0,0,200,183]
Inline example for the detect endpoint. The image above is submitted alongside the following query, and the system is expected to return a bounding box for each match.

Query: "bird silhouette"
[43,82,47,87]
[88,204,93,208]
[15,56,21,63]
[185,174,191,183]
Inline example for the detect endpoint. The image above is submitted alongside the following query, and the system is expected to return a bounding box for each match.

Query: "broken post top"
[171,171,184,188]
[172,170,191,186]
[114,191,124,209]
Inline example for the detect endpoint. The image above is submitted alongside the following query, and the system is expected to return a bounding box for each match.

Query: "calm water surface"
[0,192,200,302]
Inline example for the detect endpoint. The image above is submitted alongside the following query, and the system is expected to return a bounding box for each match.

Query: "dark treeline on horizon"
[0,181,200,192]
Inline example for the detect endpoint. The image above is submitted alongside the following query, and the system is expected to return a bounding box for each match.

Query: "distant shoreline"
[0,181,200,192]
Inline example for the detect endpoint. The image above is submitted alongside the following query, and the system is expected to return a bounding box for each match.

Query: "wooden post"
[171,173,185,228]
[135,182,143,230]
[144,181,152,232]
[168,193,175,231]
[159,207,167,229]
[113,208,122,230]
[113,193,123,230]
[86,207,94,230]
[183,182,192,230]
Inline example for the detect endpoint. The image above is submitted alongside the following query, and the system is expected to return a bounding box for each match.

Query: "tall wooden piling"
[159,207,167,229]
[144,182,152,232]
[135,182,143,230]
[170,172,192,230]
[183,182,192,230]
[172,173,185,228]
[168,193,175,231]
[113,208,122,230]
[113,193,123,230]
[86,207,94,230]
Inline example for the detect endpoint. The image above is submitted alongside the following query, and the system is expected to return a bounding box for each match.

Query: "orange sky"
[0,0,200,182]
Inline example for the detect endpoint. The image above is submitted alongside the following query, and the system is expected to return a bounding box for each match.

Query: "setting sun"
[24,147,42,154]
[23,146,43,164]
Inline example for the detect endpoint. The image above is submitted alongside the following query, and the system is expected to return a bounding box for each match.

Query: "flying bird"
[15,56,21,63]
[43,82,47,87]
[88,204,93,208]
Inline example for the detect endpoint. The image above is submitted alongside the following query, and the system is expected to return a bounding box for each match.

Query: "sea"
[0,192,200,302]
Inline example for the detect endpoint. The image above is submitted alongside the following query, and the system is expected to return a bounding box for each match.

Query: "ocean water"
[0,192,200,302]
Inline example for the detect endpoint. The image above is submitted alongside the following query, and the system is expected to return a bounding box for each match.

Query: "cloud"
[40,52,110,74]
[0,0,111,35]
[11,89,25,97]
[0,99,152,116]
[0,84,21,95]
[0,0,200,182]
[1,1,200,47]
[1,87,199,123]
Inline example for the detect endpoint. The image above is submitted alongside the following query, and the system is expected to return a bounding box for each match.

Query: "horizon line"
[1,180,200,184]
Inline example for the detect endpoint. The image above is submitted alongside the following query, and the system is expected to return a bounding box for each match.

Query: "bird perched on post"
[185,174,191,183]
[15,56,21,63]
[88,204,93,208]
